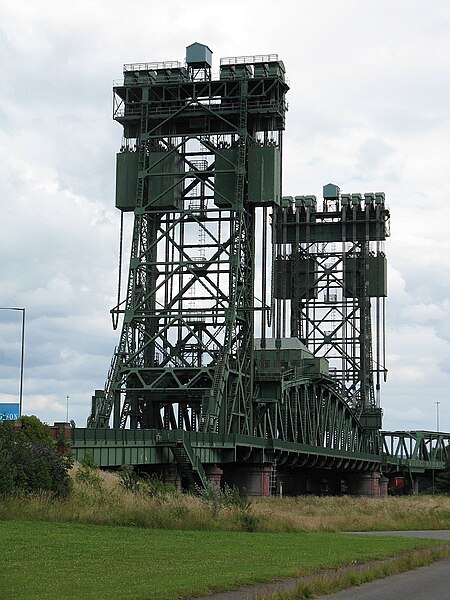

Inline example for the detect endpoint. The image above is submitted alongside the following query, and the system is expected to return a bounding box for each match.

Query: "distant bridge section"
[382,430,450,472]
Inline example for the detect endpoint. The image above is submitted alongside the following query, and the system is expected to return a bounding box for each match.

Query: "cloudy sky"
[1,0,449,433]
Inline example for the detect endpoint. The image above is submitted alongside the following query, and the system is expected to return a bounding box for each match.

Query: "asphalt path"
[346,529,450,541]
[323,556,450,599]
[322,531,450,599]
[194,531,450,600]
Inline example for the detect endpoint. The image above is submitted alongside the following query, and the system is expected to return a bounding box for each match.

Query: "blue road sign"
[0,403,20,421]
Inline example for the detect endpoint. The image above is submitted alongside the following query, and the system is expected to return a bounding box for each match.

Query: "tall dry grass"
[0,465,449,533]
[0,466,250,531]
[251,495,450,532]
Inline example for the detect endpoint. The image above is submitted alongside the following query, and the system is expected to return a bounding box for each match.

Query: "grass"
[251,494,450,532]
[1,468,449,599]
[0,467,449,533]
[253,546,450,599]
[0,519,447,600]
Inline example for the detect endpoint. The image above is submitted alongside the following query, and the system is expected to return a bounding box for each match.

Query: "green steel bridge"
[77,44,449,496]
[70,427,450,494]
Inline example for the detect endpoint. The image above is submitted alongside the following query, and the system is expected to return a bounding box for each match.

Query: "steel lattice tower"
[82,46,397,497]
[273,184,389,424]
[88,44,289,434]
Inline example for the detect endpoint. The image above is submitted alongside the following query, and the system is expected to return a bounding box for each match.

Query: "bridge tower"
[273,184,390,438]
[83,44,394,497]
[88,44,289,433]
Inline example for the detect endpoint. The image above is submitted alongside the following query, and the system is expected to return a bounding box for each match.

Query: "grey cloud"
[1,0,450,430]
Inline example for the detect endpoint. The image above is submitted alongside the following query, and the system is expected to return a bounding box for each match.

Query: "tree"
[20,415,54,446]
[0,417,71,498]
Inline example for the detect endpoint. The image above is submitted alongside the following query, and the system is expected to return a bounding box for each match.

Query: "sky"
[1,0,450,433]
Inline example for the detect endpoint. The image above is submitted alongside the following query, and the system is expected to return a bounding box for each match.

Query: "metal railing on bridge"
[381,430,450,471]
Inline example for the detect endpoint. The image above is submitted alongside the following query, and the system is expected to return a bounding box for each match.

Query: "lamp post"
[66,395,70,423]
[0,307,26,418]
[435,401,440,432]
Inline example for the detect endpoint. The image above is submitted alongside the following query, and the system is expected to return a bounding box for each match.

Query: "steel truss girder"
[113,77,288,136]
[253,373,378,454]
[71,428,383,471]
[89,69,292,435]
[113,176,255,431]
[382,430,450,470]
[273,212,386,411]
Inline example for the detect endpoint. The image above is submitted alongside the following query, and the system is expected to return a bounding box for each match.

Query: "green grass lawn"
[0,520,445,600]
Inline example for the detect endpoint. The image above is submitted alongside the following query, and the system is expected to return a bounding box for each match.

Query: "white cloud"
[0,0,450,434]
[401,302,447,324]
[25,395,66,418]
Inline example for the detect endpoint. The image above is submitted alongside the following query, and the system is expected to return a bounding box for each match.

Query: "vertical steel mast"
[88,45,288,433]
[273,184,389,426]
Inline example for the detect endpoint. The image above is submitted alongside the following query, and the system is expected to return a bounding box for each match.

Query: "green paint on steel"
[71,428,381,469]
[80,46,445,487]
[88,48,289,440]
[381,431,450,473]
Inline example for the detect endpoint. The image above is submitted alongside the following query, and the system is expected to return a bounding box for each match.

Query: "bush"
[236,510,260,532]
[118,465,143,493]
[0,418,71,498]
[145,474,177,497]
[20,415,54,446]
[118,466,177,497]
[74,453,103,491]
[194,483,260,530]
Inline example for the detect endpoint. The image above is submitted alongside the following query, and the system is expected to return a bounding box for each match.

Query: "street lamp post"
[436,401,440,432]
[0,307,26,417]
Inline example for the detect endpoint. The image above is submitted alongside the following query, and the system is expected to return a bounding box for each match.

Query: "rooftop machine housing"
[186,42,213,68]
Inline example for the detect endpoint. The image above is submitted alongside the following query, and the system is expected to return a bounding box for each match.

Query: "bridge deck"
[70,428,450,474]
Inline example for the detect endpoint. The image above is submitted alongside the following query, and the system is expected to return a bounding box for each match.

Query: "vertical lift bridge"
[79,44,447,495]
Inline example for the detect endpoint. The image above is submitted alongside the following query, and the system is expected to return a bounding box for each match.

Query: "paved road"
[322,530,450,599]
[346,529,450,541]
[323,556,450,599]
[194,531,450,600]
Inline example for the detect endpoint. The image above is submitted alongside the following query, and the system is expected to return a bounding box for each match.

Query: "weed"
[145,474,177,497]
[236,510,260,532]
[1,470,450,534]
[74,454,103,492]
[117,465,143,493]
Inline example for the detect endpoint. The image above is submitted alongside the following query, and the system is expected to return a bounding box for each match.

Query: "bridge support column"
[379,475,389,498]
[205,465,223,491]
[224,464,272,497]
[349,472,382,497]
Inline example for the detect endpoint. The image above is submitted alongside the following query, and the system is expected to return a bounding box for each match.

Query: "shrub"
[118,465,143,493]
[118,467,177,497]
[74,453,103,491]
[0,418,71,498]
[20,415,54,447]
[236,510,260,532]
[222,483,252,510]
[145,474,177,497]
[194,483,259,530]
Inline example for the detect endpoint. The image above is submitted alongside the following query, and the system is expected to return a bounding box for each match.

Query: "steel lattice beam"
[88,52,289,440]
